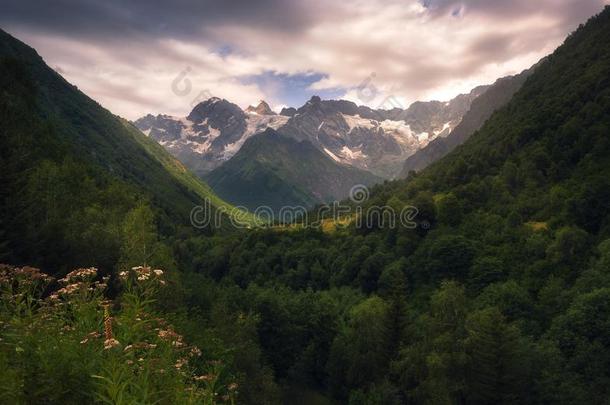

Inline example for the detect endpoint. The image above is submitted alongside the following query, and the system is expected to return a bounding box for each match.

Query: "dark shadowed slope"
[205,129,381,213]
[0,29,245,271]
[400,66,535,176]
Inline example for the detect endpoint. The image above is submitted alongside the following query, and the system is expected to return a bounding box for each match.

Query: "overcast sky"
[1,0,608,119]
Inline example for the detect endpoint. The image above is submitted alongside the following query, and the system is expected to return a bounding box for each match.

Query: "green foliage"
[0,265,238,404]
[0,29,250,273]
[4,5,610,404]
[205,129,380,214]
[157,7,610,402]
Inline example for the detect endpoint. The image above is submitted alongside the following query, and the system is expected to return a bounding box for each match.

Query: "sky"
[1,0,608,119]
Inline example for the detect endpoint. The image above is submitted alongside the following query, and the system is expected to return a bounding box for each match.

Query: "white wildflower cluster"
[52,267,108,300]
[118,266,165,285]
[59,267,98,284]
[174,357,188,369]
[157,327,184,347]
[103,338,121,350]
[0,264,52,288]
[189,346,202,358]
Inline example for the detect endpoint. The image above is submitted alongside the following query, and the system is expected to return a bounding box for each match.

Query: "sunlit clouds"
[2,0,608,119]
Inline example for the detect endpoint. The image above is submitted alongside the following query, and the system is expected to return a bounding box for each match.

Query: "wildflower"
[59,267,97,284]
[56,283,82,296]
[87,331,102,339]
[153,269,163,276]
[80,338,88,344]
[124,345,133,352]
[175,358,188,369]
[228,383,238,391]
[103,338,120,350]
[194,374,214,382]
[189,346,202,357]
[93,281,107,290]
[158,328,182,342]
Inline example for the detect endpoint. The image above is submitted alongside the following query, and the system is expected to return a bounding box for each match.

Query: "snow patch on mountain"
[222,112,289,160]
[341,114,376,131]
[340,146,366,161]
[136,86,490,179]
[323,147,341,162]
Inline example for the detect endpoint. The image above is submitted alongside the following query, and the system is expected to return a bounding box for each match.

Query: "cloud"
[0,0,320,39]
[1,0,608,119]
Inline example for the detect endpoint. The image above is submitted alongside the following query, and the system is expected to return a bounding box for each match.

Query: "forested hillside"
[170,7,610,403]
[400,65,535,176]
[0,29,244,273]
[2,4,610,405]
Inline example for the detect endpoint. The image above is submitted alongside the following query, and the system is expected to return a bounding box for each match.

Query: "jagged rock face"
[280,107,297,117]
[134,98,288,176]
[246,100,276,115]
[400,70,534,177]
[185,97,254,154]
[135,88,487,179]
[276,87,488,178]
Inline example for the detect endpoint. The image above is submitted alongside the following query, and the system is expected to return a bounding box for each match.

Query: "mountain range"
[134,83,492,210]
[135,88,488,180]
[3,5,610,404]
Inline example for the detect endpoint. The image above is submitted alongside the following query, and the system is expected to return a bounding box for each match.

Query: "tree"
[418,235,475,280]
[546,226,589,268]
[437,193,463,227]
[412,191,437,232]
[465,307,531,404]
[468,256,505,293]
[119,204,172,270]
[408,281,469,404]
[550,288,610,395]
[327,297,390,398]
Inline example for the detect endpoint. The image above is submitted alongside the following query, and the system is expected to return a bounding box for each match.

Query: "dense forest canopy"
[2,5,610,405]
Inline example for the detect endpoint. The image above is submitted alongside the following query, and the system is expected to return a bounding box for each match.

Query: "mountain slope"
[0,29,245,271]
[135,98,288,176]
[400,66,535,176]
[277,88,488,178]
[205,129,381,213]
[413,9,610,206]
[136,88,488,180]
[187,7,610,403]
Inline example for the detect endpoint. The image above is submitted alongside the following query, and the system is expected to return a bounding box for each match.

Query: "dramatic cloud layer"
[1,0,608,119]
